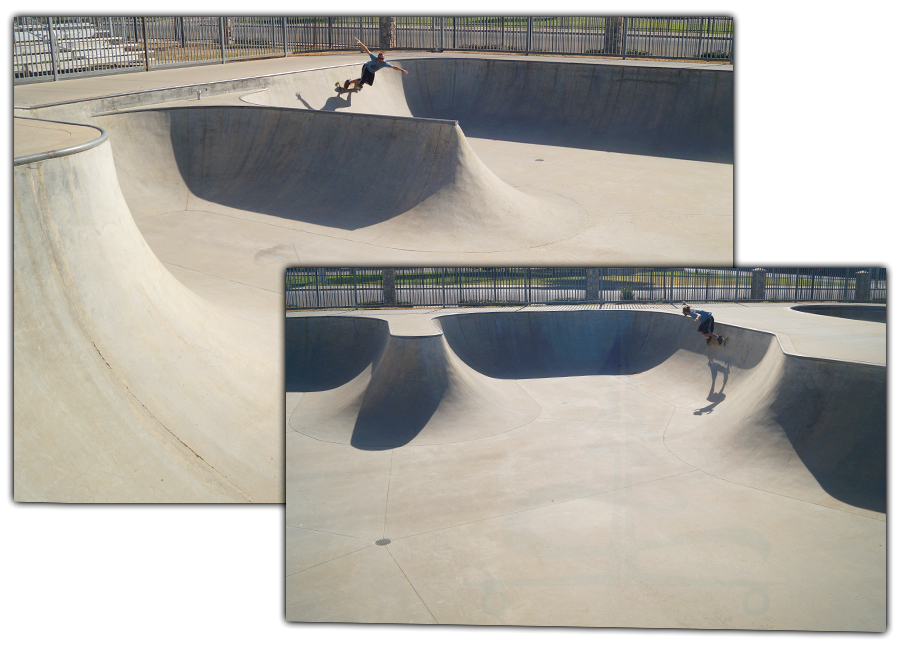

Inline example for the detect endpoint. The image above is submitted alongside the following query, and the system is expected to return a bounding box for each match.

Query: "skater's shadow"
[295,91,352,112]
[694,356,730,415]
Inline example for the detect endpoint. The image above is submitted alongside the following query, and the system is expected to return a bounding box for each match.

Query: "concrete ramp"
[14,124,281,502]
[245,58,733,162]
[95,106,588,253]
[288,309,885,514]
[287,317,540,449]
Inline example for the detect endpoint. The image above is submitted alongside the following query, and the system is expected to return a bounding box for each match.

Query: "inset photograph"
[285,267,886,629]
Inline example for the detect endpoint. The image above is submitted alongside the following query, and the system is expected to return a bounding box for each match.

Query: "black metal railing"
[14,15,733,83]
[286,268,886,310]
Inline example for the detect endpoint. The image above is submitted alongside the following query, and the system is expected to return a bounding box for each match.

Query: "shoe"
[706,336,712,344]
[717,336,723,345]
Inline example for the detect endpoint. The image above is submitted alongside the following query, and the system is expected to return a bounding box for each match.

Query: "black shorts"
[360,65,375,86]
[698,316,715,334]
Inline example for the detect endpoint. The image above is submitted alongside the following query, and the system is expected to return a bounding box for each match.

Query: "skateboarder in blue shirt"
[682,302,724,345]
[345,37,408,89]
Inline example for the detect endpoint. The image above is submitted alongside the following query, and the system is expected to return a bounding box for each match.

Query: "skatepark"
[285,304,885,629]
[14,51,732,502]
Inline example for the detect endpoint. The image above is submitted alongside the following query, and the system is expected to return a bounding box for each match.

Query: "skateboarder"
[344,37,408,89]
[682,302,725,345]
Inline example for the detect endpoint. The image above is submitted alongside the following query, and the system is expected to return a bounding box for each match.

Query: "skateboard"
[336,80,362,93]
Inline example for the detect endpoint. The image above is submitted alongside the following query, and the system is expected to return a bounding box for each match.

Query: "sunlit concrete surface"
[285,304,885,629]
[13,52,731,502]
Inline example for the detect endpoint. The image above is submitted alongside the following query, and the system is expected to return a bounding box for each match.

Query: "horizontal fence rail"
[15,15,733,83]
[286,268,887,310]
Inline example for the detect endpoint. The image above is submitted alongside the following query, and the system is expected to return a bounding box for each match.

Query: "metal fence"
[285,268,887,310]
[14,15,733,84]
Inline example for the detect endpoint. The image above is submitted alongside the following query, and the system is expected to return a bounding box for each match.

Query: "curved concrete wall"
[286,310,885,513]
[14,138,281,502]
[94,106,587,252]
[246,58,734,162]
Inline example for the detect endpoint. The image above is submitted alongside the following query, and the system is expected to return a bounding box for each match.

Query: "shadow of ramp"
[401,58,734,163]
[437,310,677,379]
[350,337,449,450]
[772,358,886,513]
[285,316,388,392]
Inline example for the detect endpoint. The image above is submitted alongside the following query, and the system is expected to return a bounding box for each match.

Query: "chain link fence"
[286,268,886,310]
[15,15,733,84]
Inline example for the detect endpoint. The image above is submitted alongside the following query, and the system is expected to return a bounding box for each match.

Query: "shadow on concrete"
[295,91,353,112]
[791,305,886,324]
[401,59,734,164]
[164,107,445,231]
[285,316,388,392]
[694,356,729,415]
[773,359,886,513]
[349,339,449,450]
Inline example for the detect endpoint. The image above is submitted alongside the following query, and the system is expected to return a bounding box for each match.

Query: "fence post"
[586,268,600,302]
[842,268,850,301]
[328,17,333,50]
[379,16,395,49]
[453,16,456,49]
[793,268,799,302]
[441,268,446,307]
[439,16,444,52]
[622,16,628,59]
[141,17,151,70]
[282,17,287,56]
[733,268,739,301]
[526,16,533,54]
[855,270,871,301]
[383,268,396,305]
[46,17,60,81]
[750,268,766,301]
[219,17,226,63]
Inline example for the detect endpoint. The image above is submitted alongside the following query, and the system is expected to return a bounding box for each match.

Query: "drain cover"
[375,538,391,546]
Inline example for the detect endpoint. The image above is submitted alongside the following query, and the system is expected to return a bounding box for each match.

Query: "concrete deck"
[285,304,885,629]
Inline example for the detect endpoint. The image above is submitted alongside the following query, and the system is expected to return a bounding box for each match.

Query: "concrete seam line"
[13,115,108,166]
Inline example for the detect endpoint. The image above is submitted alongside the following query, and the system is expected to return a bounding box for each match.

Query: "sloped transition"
[95,106,588,253]
[14,131,281,502]
[287,310,885,513]
[245,57,734,162]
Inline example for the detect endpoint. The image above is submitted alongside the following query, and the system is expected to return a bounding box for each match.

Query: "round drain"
[535,158,544,161]
[375,538,391,546]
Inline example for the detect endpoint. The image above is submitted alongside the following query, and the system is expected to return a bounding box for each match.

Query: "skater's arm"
[355,37,371,55]
[391,65,408,74]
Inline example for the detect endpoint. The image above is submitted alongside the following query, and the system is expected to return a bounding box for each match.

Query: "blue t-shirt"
[692,309,712,322]
[365,53,393,73]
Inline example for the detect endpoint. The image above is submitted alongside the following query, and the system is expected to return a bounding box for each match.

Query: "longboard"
[336,80,362,93]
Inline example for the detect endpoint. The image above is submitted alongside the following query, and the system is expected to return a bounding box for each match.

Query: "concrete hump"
[287,317,540,449]
[95,106,588,252]
[14,139,281,503]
